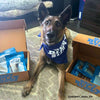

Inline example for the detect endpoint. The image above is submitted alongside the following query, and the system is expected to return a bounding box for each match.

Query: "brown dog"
[22,3,72,100]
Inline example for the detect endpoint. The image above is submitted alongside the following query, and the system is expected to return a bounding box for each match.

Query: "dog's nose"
[46,32,54,38]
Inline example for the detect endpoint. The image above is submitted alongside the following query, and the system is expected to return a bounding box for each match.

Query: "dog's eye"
[45,20,51,25]
[55,21,61,27]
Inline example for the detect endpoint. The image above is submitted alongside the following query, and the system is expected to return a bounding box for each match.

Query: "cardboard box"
[66,34,100,96]
[0,19,30,84]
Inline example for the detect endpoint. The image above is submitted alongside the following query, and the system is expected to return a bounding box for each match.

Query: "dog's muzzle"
[46,32,54,39]
[45,32,56,45]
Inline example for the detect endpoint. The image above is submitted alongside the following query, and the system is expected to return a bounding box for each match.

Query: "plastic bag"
[0,47,16,74]
[82,62,95,79]
[6,52,27,73]
[92,66,100,85]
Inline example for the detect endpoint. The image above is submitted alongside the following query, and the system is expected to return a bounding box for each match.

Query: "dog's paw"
[58,95,64,100]
[58,98,64,100]
[58,91,64,100]
[22,86,32,97]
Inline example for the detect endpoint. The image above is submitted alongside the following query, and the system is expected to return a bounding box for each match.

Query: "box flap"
[0,19,27,52]
[73,34,100,48]
[72,34,100,65]
[0,19,26,30]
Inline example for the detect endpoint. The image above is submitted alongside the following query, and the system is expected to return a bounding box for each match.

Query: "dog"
[22,3,72,100]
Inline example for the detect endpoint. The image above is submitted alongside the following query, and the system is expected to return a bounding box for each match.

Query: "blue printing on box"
[75,79,100,95]
[87,37,100,47]
[0,74,18,83]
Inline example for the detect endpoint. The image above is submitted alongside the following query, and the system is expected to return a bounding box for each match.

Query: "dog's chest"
[46,56,55,65]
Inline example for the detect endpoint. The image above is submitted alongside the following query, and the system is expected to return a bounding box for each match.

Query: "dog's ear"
[59,5,72,27]
[38,3,49,23]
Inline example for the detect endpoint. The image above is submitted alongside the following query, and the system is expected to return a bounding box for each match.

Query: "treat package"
[0,47,16,57]
[91,66,100,85]
[71,69,79,76]
[72,60,85,75]
[71,68,90,82]
[24,58,27,67]
[82,62,95,79]
[0,48,16,74]
[93,76,100,86]
[73,60,96,79]
[71,60,84,75]
[0,54,8,74]
[73,60,84,71]
[6,52,27,73]
[3,47,16,56]
[71,60,100,84]
[71,60,95,81]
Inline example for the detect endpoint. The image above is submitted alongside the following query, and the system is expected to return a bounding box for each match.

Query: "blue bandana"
[40,35,68,64]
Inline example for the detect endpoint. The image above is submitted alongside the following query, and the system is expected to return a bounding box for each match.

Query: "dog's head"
[38,3,71,46]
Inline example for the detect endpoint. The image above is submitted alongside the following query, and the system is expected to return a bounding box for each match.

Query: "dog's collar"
[40,35,68,64]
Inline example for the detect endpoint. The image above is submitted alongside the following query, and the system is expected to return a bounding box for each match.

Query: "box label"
[88,38,100,47]
[0,74,18,83]
[75,79,100,95]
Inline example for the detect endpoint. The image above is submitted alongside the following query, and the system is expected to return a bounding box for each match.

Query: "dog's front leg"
[22,60,45,97]
[22,50,46,97]
[57,65,65,100]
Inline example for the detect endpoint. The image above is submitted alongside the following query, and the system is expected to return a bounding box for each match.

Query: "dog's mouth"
[44,32,57,45]
[46,40,56,45]
[45,37,56,45]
